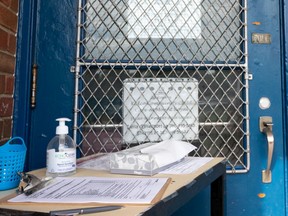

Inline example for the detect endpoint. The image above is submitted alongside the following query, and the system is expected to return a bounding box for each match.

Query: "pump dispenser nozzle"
[56,118,71,135]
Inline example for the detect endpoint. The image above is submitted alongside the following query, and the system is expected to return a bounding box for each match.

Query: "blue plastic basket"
[0,137,26,190]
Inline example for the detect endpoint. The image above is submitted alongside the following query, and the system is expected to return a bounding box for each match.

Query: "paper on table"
[160,157,213,174]
[8,177,169,204]
[78,156,213,175]
[140,140,197,167]
[77,154,110,170]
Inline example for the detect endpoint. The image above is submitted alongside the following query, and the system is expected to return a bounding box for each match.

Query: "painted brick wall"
[0,0,18,145]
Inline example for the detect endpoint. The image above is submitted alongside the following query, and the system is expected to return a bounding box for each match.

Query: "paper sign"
[123,78,198,143]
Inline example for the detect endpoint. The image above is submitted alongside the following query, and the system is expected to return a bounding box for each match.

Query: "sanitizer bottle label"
[47,148,76,173]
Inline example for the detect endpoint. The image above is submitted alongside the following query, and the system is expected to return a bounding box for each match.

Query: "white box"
[110,140,196,175]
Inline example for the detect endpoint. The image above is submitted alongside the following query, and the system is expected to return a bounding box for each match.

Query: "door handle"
[259,116,274,183]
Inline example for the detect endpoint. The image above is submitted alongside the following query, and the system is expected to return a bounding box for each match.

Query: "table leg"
[211,174,225,216]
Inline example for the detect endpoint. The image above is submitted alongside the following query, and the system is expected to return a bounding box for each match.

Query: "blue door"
[227,1,286,215]
[14,0,287,215]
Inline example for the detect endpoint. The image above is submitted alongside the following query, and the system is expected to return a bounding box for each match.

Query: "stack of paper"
[9,177,170,204]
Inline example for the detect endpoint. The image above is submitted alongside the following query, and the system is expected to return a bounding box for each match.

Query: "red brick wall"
[0,0,18,145]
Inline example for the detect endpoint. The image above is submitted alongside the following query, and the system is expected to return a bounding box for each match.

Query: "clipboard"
[1,177,171,205]
[0,208,48,216]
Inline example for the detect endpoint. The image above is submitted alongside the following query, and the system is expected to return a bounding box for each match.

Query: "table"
[0,157,226,216]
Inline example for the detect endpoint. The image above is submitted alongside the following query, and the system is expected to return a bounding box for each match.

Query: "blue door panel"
[15,0,78,170]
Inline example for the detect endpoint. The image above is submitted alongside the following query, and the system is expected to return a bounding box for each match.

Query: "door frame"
[13,0,38,170]
[283,0,288,212]
[14,0,77,170]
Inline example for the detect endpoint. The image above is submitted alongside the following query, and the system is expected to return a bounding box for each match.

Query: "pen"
[49,205,123,216]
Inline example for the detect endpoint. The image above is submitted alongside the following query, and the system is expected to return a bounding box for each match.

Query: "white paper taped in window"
[123,78,199,143]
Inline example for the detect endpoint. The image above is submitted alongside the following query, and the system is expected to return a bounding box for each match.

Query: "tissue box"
[110,144,177,175]
[110,140,196,175]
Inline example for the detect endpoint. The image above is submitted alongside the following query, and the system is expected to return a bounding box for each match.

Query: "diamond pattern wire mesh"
[75,0,248,172]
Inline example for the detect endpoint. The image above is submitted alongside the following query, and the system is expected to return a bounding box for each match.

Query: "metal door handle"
[259,116,274,183]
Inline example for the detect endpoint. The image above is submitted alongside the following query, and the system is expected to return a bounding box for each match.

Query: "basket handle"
[7,137,25,145]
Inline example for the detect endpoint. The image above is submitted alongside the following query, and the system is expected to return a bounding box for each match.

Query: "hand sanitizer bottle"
[46,118,76,177]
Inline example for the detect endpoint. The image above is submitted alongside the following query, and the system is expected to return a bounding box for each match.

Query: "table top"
[0,157,225,216]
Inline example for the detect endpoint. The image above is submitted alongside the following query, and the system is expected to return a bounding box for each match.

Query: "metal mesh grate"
[74,0,249,173]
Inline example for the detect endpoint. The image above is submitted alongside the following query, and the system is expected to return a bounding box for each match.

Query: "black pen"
[49,205,123,215]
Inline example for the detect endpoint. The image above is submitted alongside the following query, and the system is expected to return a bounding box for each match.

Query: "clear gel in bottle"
[46,118,76,177]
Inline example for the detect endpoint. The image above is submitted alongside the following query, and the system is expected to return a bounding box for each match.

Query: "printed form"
[9,177,169,204]
[160,157,213,174]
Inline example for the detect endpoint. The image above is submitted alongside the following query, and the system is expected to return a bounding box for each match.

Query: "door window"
[75,0,248,172]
